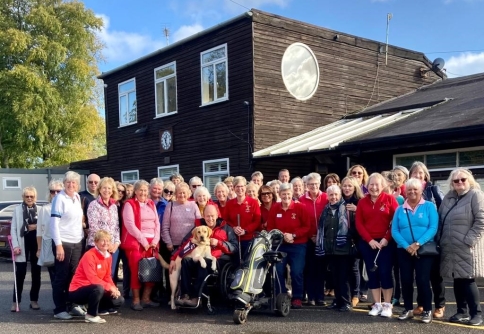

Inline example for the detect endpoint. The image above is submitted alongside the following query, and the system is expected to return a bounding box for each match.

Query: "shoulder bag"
[405,209,439,256]
[138,248,162,283]
[37,238,55,267]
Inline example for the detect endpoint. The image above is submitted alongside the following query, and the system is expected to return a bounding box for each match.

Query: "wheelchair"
[174,254,236,315]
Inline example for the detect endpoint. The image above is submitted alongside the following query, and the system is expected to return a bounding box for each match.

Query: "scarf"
[315,199,349,256]
[21,202,37,237]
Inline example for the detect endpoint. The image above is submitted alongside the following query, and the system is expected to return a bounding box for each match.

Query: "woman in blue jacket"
[391,178,438,324]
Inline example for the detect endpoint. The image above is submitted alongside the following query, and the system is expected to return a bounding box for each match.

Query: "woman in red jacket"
[356,173,398,318]
[267,183,310,309]
[69,230,124,324]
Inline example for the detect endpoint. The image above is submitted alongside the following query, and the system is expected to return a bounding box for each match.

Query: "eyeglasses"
[352,171,363,175]
[453,178,467,184]
[24,196,35,199]
[117,189,125,193]
[88,181,99,184]
[191,184,201,188]
[163,189,174,195]
[307,183,319,187]
[260,192,272,196]
[49,190,61,195]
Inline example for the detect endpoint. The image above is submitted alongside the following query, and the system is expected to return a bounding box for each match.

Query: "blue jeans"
[275,243,307,300]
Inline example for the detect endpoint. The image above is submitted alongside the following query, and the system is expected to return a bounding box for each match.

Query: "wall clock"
[159,127,173,152]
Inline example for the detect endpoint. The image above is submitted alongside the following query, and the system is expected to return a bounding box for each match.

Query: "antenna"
[163,26,170,46]
[385,13,393,65]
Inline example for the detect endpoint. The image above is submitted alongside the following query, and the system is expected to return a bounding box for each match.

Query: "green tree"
[0,0,105,168]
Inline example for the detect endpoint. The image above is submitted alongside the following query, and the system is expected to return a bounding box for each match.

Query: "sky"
[81,0,484,78]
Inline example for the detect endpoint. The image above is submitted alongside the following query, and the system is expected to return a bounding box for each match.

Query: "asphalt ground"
[0,258,483,334]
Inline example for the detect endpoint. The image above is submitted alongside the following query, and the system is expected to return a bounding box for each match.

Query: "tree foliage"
[0,0,105,168]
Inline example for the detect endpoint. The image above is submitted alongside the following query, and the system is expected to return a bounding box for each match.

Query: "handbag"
[405,209,439,257]
[37,238,55,267]
[138,248,162,283]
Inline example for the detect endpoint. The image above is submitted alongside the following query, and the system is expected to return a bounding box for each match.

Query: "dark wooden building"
[71,9,443,190]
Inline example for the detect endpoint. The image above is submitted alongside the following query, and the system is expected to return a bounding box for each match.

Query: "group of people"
[8,162,484,326]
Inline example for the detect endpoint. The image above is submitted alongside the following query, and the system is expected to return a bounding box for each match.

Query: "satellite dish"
[432,58,445,72]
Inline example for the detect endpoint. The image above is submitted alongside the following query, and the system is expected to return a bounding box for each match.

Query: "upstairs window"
[119,79,137,126]
[201,44,228,105]
[154,62,177,117]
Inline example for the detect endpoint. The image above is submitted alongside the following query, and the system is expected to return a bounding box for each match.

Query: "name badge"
[97,264,101,269]
[186,208,191,211]
[276,213,282,218]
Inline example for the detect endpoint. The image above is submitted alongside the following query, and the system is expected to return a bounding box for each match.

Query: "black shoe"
[449,312,471,323]
[398,309,414,320]
[469,315,483,326]
[338,305,352,312]
[326,302,338,310]
[316,300,327,306]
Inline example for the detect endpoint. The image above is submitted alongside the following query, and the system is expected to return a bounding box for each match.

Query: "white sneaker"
[85,315,106,323]
[368,303,382,316]
[380,302,393,318]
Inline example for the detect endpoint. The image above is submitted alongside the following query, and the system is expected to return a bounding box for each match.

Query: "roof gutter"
[98,11,253,79]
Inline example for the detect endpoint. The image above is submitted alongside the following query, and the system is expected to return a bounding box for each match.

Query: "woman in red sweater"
[267,183,310,309]
[356,173,398,318]
[69,230,124,324]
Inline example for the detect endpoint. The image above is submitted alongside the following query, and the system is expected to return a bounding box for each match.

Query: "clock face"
[161,130,172,150]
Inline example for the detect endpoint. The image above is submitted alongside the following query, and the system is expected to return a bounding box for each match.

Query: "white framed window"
[200,44,228,106]
[203,158,230,196]
[158,165,179,181]
[118,78,137,127]
[121,170,139,184]
[394,147,484,172]
[2,177,21,190]
[154,62,177,118]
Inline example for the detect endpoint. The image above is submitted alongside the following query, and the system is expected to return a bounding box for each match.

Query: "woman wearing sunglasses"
[347,165,369,195]
[162,181,176,202]
[438,168,484,326]
[10,186,42,312]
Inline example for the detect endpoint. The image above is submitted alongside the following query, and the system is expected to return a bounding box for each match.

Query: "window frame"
[200,43,229,106]
[393,146,484,172]
[157,164,180,181]
[203,158,230,195]
[154,62,178,119]
[118,78,137,127]
[2,177,21,190]
[121,170,139,184]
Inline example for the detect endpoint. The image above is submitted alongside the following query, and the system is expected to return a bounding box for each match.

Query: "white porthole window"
[281,43,319,101]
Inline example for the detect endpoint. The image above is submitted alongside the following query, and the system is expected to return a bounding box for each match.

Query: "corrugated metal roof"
[252,108,423,158]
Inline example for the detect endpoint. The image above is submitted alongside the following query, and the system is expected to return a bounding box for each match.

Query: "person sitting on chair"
[170,204,238,307]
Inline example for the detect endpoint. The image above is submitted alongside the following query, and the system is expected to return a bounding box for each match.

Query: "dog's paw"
[200,262,207,268]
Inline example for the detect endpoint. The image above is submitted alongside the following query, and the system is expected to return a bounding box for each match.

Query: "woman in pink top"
[161,182,201,252]
[121,180,160,311]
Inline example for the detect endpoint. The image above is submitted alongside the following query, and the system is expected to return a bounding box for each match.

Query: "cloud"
[445,52,484,77]
[172,24,205,42]
[96,14,164,63]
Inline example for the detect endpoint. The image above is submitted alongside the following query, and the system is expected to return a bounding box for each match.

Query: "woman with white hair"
[291,177,304,200]
[10,186,42,312]
[193,186,214,216]
[50,171,85,320]
[438,168,484,326]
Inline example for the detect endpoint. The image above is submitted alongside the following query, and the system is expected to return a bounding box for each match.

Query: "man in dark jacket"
[170,204,238,307]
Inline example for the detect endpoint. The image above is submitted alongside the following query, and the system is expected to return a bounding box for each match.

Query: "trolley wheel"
[206,306,217,315]
[275,293,291,317]
[233,309,247,324]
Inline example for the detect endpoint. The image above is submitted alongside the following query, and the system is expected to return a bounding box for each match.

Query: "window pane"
[167,76,177,113]
[202,47,226,64]
[128,92,137,123]
[119,95,128,125]
[156,81,165,115]
[6,179,19,187]
[119,80,135,93]
[205,160,228,173]
[395,155,424,169]
[122,172,138,182]
[205,175,225,198]
[158,167,178,180]
[460,150,484,167]
[426,153,456,169]
[155,65,175,79]
[202,65,214,104]
[215,62,226,100]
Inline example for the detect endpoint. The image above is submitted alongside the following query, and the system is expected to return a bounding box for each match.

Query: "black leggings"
[454,278,482,316]
[69,284,124,316]
[13,233,41,303]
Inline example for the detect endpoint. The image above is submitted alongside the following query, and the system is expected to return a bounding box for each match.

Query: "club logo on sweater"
[291,213,297,220]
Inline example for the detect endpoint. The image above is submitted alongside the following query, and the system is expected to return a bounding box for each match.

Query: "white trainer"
[380,302,393,318]
[368,303,382,316]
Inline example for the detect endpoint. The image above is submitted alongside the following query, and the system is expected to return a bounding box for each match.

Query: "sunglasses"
[118,189,125,193]
[260,192,272,196]
[163,189,174,195]
[88,181,99,184]
[191,184,201,188]
[24,195,35,199]
[50,190,61,195]
[352,171,363,175]
[453,178,467,184]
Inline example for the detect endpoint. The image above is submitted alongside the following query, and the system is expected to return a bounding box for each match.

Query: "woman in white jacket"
[10,186,42,312]
[36,180,64,285]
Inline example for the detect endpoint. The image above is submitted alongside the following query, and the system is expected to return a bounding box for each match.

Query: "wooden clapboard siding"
[250,9,440,151]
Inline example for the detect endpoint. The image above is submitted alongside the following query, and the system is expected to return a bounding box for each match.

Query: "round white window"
[281,43,319,101]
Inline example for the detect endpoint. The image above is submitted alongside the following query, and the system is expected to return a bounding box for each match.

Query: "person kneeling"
[170,204,238,307]
[69,230,124,323]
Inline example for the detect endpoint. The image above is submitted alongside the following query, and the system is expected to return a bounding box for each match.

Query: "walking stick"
[237,214,242,263]
[8,235,19,312]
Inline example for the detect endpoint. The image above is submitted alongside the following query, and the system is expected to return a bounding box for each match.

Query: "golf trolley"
[229,229,290,324]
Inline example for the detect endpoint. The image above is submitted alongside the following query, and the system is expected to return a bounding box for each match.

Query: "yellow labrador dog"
[159,225,217,309]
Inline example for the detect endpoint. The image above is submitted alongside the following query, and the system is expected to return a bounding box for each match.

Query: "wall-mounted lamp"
[134,125,148,135]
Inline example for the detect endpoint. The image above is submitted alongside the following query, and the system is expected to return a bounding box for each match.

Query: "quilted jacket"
[438,188,484,279]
